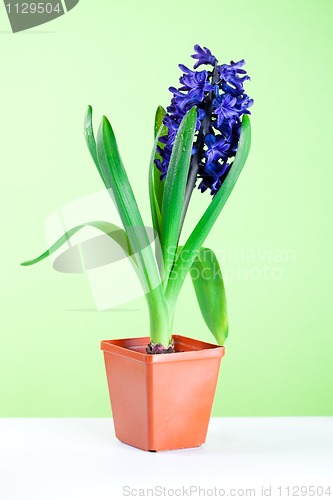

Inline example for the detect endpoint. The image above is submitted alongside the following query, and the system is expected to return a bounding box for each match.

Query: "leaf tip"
[84,105,93,134]
[242,113,251,127]
[156,105,166,115]
[20,260,31,267]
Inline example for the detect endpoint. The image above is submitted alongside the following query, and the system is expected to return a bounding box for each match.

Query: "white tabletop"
[0,418,332,500]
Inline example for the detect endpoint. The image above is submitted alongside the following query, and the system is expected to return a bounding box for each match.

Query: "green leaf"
[161,107,197,284]
[148,122,164,273]
[191,248,228,345]
[148,107,169,273]
[97,116,153,258]
[96,115,170,346]
[21,221,133,267]
[166,114,251,304]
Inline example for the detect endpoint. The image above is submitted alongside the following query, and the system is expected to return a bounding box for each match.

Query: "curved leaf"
[148,121,165,274]
[166,114,251,304]
[97,117,156,270]
[161,107,197,285]
[96,116,170,346]
[21,221,133,267]
[191,247,228,345]
[148,106,168,272]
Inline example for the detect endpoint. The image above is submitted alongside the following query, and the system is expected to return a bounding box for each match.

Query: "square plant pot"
[101,335,224,451]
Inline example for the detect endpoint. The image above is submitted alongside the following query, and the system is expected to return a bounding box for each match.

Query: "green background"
[1,0,332,417]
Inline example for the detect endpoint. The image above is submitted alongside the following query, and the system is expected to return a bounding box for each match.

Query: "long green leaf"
[191,247,228,345]
[97,117,153,261]
[21,221,133,266]
[96,116,170,346]
[166,114,251,305]
[148,107,168,273]
[161,107,197,285]
[148,121,165,274]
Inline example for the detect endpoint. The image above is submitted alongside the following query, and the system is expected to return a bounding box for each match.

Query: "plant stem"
[146,288,171,347]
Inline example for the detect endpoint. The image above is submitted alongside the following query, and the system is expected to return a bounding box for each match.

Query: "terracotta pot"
[101,335,225,452]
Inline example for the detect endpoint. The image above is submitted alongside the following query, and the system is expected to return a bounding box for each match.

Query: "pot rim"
[101,334,225,364]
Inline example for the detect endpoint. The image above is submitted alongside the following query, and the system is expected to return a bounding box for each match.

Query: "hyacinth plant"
[21,45,253,354]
